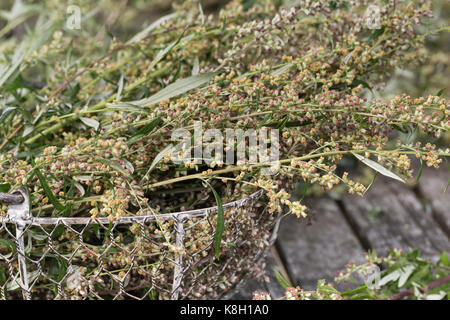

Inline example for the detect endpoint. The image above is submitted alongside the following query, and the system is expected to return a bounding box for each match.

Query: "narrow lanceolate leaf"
[134,117,162,137]
[352,153,405,183]
[363,172,378,195]
[34,168,65,212]
[7,270,39,291]
[128,117,163,145]
[116,73,125,101]
[143,144,175,180]
[80,117,100,131]
[436,88,445,97]
[0,43,26,89]
[0,106,16,123]
[107,104,144,112]
[96,158,129,176]
[444,175,450,195]
[367,27,385,44]
[415,160,423,184]
[192,56,200,76]
[198,2,205,25]
[74,182,85,197]
[122,159,135,174]
[126,12,177,44]
[0,183,10,193]
[403,146,423,184]
[149,33,194,71]
[123,72,216,108]
[274,269,291,289]
[205,182,225,261]
[444,158,450,195]
[271,63,292,76]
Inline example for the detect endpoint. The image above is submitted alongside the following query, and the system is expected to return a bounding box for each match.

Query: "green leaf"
[130,117,162,140]
[7,270,39,291]
[271,63,292,76]
[121,72,216,108]
[436,88,445,97]
[72,182,84,198]
[0,269,6,286]
[105,24,114,40]
[242,0,258,11]
[203,181,224,260]
[122,159,134,174]
[68,83,80,100]
[392,124,408,134]
[0,183,10,193]
[107,104,144,112]
[116,73,125,101]
[351,79,372,91]
[317,280,340,295]
[444,174,450,195]
[126,12,177,44]
[0,239,16,256]
[365,172,378,194]
[55,256,68,282]
[22,125,34,138]
[63,179,75,217]
[0,42,26,89]
[29,231,47,242]
[300,179,308,201]
[96,158,129,176]
[146,144,175,175]
[198,2,205,25]
[258,113,273,128]
[4,73,32,92]
[0,107,17,123]
[104,222,114,242]
[415,159,423,184]
[51,225,65,239]
[149,33,194,71]
[34,167,65,212]
[352,153,405,183]
[367,28,385,43]
[274,269,291,289]
[439,252,449,267]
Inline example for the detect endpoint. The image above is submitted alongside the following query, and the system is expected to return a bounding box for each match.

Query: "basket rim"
[0,189,264,226]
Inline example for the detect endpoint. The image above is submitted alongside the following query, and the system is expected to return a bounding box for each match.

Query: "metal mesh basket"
[0,187,278,300]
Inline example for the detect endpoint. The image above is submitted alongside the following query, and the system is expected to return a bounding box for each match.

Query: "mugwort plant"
[0,0,448,299]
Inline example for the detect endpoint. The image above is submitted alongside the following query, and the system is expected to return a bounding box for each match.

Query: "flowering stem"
[144,149,450,189]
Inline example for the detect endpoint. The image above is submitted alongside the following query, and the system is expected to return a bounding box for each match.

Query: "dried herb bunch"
[0,0,449,299]
[0,0,448,218]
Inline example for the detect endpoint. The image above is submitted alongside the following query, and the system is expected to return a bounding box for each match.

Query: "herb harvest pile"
[1,0,448,219]
[0,0,449,299]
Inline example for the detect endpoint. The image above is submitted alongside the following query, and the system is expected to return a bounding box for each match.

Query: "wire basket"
[0,187,279,300]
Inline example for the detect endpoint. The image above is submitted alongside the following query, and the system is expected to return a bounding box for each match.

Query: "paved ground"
[229,166,450,299]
